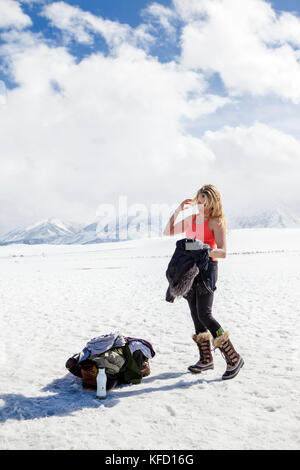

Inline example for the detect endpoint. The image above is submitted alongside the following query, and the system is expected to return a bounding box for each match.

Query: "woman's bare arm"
[209,219,227,259]
[163,199,193,236]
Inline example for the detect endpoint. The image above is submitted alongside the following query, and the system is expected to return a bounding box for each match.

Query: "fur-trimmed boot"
[188,332,214,373]
[213,331,244,380]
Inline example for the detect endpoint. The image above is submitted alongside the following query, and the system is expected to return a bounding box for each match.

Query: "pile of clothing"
[65,332,155,391]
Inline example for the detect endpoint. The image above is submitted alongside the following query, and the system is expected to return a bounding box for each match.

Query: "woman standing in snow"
[163,184,244,380]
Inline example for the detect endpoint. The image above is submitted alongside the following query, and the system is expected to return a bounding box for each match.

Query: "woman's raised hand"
[178,199,193,211]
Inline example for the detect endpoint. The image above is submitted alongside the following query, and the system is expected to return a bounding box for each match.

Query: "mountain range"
[227,205,300,229]
[0,215,160,246]
[0,206,299,246]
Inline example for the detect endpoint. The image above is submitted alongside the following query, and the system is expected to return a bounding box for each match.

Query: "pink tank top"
[186,215,217,262]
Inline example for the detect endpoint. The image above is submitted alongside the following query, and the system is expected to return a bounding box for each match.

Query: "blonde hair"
[191,184,227,230]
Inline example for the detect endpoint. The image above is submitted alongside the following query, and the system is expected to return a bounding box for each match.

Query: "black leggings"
[184,261,222,338]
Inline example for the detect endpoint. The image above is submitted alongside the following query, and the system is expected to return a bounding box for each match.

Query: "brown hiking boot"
[213,331,244,380]
[188,332,214,373]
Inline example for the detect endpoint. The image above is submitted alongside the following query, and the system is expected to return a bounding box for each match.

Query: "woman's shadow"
[0,372,221,423]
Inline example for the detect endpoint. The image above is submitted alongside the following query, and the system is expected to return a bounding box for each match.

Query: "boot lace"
[199,340,213,364]
[220,340,239,366]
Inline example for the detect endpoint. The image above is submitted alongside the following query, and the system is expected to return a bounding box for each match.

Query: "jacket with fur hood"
[165,238,215,303]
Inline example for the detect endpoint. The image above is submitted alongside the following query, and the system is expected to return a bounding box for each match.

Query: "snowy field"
[0,228,299,450]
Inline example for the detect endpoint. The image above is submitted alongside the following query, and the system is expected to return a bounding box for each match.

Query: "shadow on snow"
[0,371,222,423]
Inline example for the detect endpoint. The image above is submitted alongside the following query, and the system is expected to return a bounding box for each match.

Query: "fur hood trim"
[169,264,199,298]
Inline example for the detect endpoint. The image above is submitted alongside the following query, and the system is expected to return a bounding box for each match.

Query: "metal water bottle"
[96,366,107,400]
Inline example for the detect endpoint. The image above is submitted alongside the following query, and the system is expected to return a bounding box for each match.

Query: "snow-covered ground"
[0,228,299,450]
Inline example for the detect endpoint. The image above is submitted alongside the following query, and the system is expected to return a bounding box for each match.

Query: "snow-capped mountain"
[66,215,161,245]
[0,215,161,245]
[228,206,300,229]
[0,219,83,245]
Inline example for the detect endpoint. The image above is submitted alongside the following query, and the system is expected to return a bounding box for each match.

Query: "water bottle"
[96,366,107,400]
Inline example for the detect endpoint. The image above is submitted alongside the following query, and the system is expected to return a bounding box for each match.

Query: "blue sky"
[1,0,300,231]
[271,0,300,13]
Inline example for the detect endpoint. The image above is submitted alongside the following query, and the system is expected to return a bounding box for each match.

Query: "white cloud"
[0,0,32,29]
[142,2,178,35]
[174,0,300,102]
[181,93,231,120]
[41,1,154,48]
[0,27,228,231]
[1,0,299,233]
[201,122,300,213]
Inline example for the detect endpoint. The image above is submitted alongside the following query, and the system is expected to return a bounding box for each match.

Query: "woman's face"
[197,193,207,206]
[197,192,210,215]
